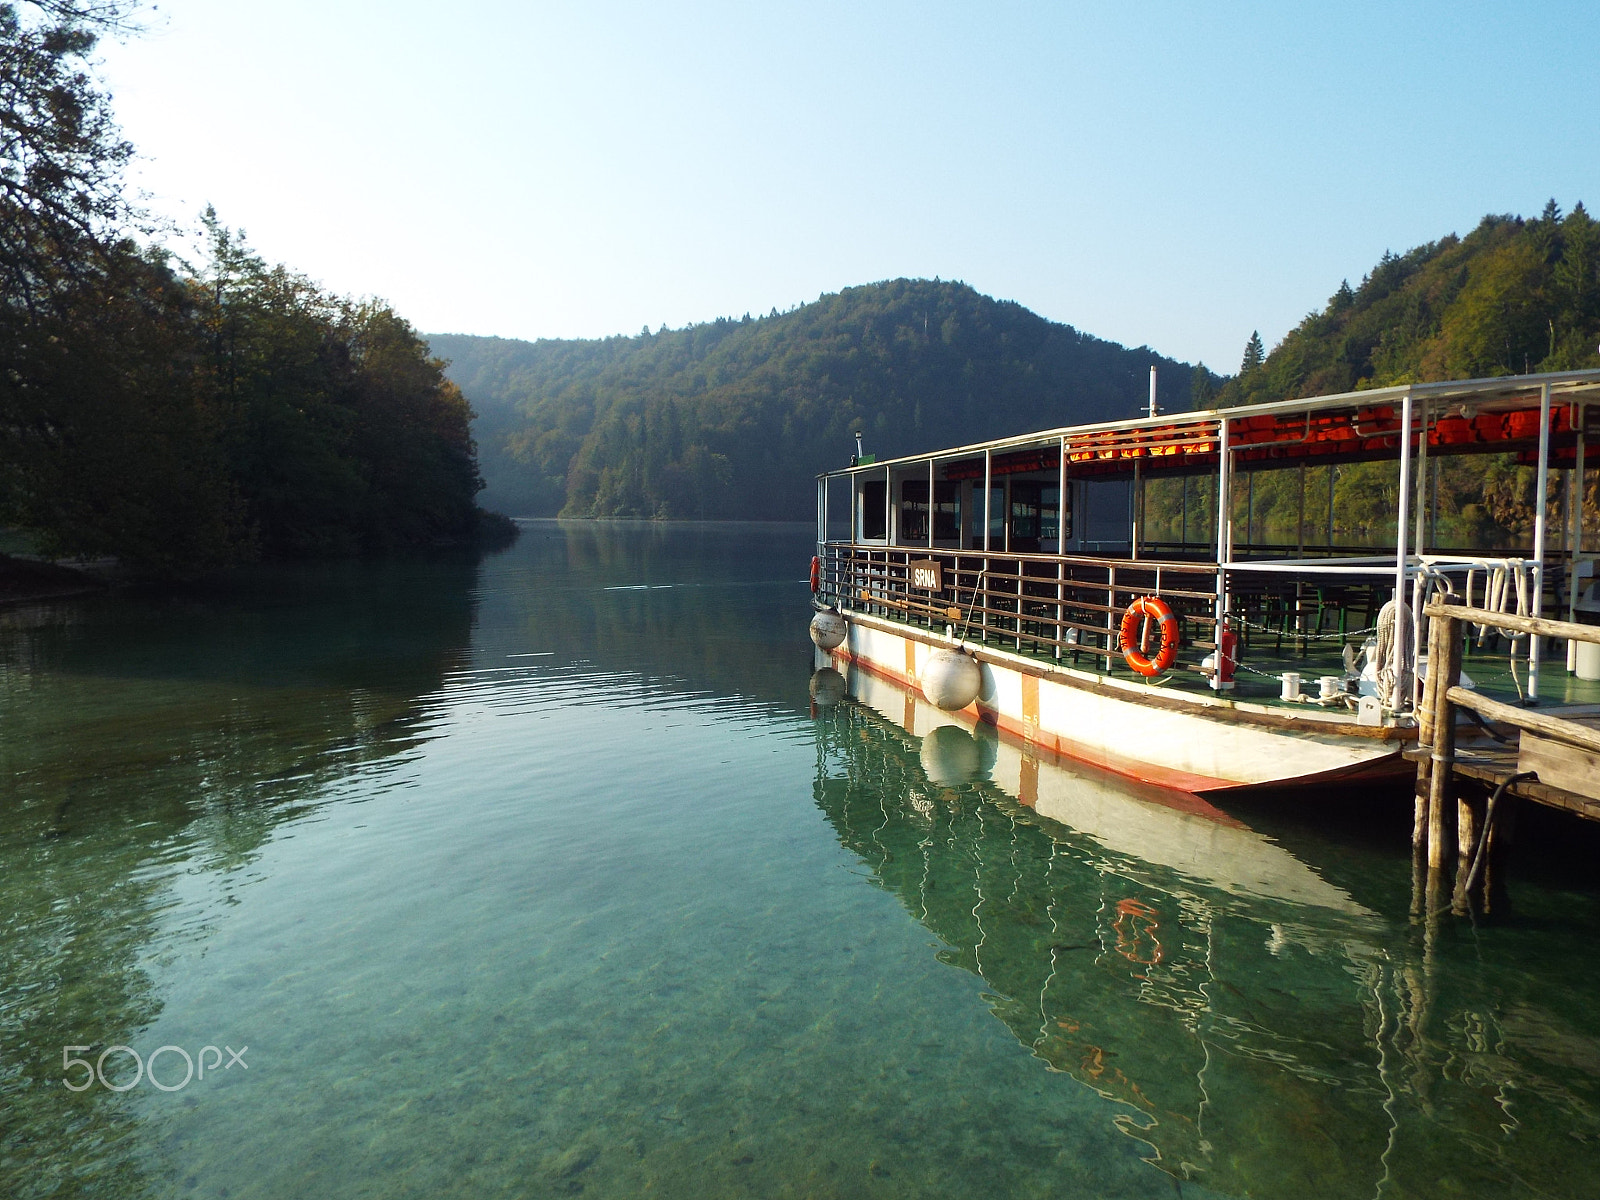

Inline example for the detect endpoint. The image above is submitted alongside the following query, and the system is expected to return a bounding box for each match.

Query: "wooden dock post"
[1410,764,1428,922]
[1412,610,1444,919]
[1418,607,1443,748]
[1452,787,1485,915]
[1425,610,1462,879]
[1421,598,1600,918]
[1413,611,1445,860]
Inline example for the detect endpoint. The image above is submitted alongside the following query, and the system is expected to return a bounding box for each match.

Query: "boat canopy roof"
[820,369,1600,481]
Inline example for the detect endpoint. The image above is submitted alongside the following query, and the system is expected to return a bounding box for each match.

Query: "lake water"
[3,520,1599,1199]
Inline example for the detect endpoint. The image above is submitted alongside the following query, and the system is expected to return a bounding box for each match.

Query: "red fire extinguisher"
[1216,621,1238,689]
[809,556,821,594]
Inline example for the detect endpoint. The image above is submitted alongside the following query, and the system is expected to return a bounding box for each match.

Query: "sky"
[95,0,1600,373]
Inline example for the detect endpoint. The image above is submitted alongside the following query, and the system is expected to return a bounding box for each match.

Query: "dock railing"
[1419,600,1600,914]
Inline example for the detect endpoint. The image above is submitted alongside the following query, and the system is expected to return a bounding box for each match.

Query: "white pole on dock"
[1571,404,1587,628]
[1394,389,1413,710]
[1215,416,1230,626]
[1532,381,1552,701]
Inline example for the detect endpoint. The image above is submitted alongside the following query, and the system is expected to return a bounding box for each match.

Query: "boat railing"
[819,543,1222,672]
[820,541,1583,703]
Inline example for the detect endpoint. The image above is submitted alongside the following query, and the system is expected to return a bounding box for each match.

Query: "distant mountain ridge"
[431,279,1212,519]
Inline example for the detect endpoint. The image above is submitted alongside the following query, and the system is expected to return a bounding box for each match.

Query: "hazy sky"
[98,1,1599,372]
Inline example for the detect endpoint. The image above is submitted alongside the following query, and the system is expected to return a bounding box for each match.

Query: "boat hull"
[827,608,1410,795]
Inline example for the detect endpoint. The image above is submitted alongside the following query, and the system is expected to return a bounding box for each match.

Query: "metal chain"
[1227,618,1378,642]
[1234,660,1293,679]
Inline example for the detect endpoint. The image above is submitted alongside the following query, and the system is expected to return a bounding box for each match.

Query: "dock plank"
[1404,741,1600,821]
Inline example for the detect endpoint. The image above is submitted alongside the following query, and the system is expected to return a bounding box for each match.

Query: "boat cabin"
[816,370,1600,717]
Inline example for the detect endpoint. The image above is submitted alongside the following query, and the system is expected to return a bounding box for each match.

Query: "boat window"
[899,479,929,542]
[1042,485,1063,542]
[861,480,887,540]
[969,484,1005,549]
[1082,478,1134,548]
[933,481,961,541]
[1010,482,1042,552]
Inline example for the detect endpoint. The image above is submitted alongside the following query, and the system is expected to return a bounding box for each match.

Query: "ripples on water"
[2,520,1599,1199]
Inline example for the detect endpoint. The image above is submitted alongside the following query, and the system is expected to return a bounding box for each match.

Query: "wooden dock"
[1415,601,1600,915]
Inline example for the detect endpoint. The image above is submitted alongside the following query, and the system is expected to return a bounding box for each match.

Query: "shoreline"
[0,509,520,607]
[0,554,108,607]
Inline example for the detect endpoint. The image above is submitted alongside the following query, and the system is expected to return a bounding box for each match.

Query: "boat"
[808,369,1600,793]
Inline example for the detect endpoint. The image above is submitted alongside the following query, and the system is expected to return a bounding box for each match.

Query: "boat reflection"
[809,659,1600,1198]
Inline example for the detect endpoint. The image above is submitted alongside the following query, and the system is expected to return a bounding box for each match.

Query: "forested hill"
[1217,201,1600,408]
[431,280,1211,519]
[0,3,496,577]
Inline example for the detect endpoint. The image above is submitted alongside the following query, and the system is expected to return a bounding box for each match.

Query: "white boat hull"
[828,609,1408,794]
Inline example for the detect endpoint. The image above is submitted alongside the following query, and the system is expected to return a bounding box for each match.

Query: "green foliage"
[0,4,489,576]
[1215,204,1600,410]
[434,280,1215,519]
[0,2,135,314]
[195,216,480,559]
[1202,203,1600,554]
[1144,453,1564,556]
[0,214,485,574]
[1,245,244,573]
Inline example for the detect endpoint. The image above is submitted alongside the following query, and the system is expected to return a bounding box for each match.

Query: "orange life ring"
[809,555,821,594]
[1119,596,1178,676]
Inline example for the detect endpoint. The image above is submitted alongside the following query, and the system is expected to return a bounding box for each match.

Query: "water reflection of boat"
[809,661,1600,1198]
[828,654,1371,916]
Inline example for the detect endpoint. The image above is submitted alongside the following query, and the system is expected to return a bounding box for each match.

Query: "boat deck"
[862,596,1600,715]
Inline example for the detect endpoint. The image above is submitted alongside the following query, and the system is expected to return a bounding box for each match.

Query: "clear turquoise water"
[2,521,1599,1199]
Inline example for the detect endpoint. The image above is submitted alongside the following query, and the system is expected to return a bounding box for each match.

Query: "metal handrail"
[819,543,1221,670]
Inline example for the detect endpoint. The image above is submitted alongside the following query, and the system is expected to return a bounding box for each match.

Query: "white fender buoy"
[921,648,980,711]
[808,667,846,707]
[809,609,847,651]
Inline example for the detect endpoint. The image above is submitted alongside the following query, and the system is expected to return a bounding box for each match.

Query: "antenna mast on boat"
[1148,366,1159,418]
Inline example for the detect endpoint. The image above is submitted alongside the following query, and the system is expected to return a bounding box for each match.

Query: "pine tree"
[1240,331,1265,375]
